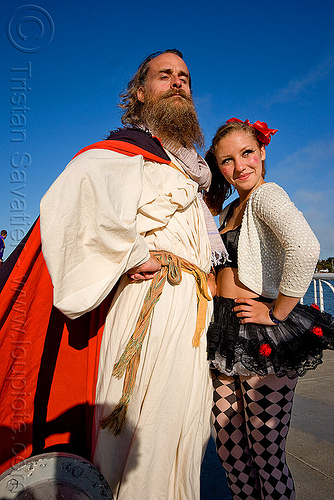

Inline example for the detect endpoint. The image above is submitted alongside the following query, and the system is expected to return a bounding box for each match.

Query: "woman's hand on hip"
[233,298,275,325]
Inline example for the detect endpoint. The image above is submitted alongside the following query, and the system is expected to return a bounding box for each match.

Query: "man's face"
[137,53,191,104]
[137,52,203,148]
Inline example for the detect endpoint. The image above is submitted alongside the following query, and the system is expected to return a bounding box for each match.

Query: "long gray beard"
[141,91,204,149]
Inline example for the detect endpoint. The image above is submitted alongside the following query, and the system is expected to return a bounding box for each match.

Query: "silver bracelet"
[268,307,281,325]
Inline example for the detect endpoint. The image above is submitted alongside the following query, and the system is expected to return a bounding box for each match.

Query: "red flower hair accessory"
[311,303,320,310]
[259,343,272,357]
[226,118,278,145]
[312,326,323,337]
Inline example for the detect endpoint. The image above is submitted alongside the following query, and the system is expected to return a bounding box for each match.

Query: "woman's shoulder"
[249,182,291,207]
[251,181,288,197]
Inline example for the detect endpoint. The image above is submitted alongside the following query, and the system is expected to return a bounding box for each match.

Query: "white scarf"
[162,140,228,267]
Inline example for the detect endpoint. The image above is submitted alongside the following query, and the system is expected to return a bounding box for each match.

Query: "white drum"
[0,453,113,499]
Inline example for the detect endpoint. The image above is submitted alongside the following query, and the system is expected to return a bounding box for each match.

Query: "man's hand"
[127,256,161,281]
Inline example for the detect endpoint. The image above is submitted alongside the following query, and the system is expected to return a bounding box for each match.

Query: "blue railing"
[300,273,334,312]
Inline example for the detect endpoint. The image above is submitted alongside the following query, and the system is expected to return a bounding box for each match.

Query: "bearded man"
[0,50,215,499]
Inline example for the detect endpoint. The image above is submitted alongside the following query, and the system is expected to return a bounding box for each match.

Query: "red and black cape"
[0,129,170,473]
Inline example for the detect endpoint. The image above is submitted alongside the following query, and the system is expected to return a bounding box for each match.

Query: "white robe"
[40,148,213,500]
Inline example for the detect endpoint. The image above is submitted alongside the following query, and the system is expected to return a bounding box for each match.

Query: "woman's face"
[215,130,266,198]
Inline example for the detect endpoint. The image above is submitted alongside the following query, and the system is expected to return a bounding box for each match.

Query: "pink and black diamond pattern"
[212,371,297,499]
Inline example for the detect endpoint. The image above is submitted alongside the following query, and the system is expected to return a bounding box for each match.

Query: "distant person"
[38,49,224,499]
[204,118,334,500]
[0,230,7,267]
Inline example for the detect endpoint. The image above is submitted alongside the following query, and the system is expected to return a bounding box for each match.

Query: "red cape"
[0,136,169,473]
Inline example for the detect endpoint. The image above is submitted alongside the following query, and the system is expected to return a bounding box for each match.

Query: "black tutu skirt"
[207,296,334,379]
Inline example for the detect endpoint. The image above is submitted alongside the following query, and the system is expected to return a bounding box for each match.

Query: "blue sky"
[1,0,333,258]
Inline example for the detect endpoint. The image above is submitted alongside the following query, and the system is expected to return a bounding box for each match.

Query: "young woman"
[204,118,334,500]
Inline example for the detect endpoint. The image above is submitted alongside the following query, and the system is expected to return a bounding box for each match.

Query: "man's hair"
[119,49,190,125]
[1,230,7,237]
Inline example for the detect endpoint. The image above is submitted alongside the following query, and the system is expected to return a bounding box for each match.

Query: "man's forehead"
[148,53,189,75]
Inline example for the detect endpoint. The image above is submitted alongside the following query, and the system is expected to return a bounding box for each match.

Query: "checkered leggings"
[212,371,297,500]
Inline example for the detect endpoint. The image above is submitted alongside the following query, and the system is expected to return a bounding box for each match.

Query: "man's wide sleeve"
[40,151,150,319]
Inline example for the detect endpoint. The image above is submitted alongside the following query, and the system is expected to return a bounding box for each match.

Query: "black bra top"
[214,199,240,273]
[219,226,240,269]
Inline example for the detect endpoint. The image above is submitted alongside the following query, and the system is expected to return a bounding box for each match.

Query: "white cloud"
[291,188,334,259]
[271,137,334,186]
[267,137,334,258]
[265,55,334,106]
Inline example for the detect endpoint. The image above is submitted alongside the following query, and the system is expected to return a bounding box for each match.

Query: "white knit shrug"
[220,182,320,299]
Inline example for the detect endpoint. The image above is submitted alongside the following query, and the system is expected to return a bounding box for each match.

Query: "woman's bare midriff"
[216,267,261,299]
